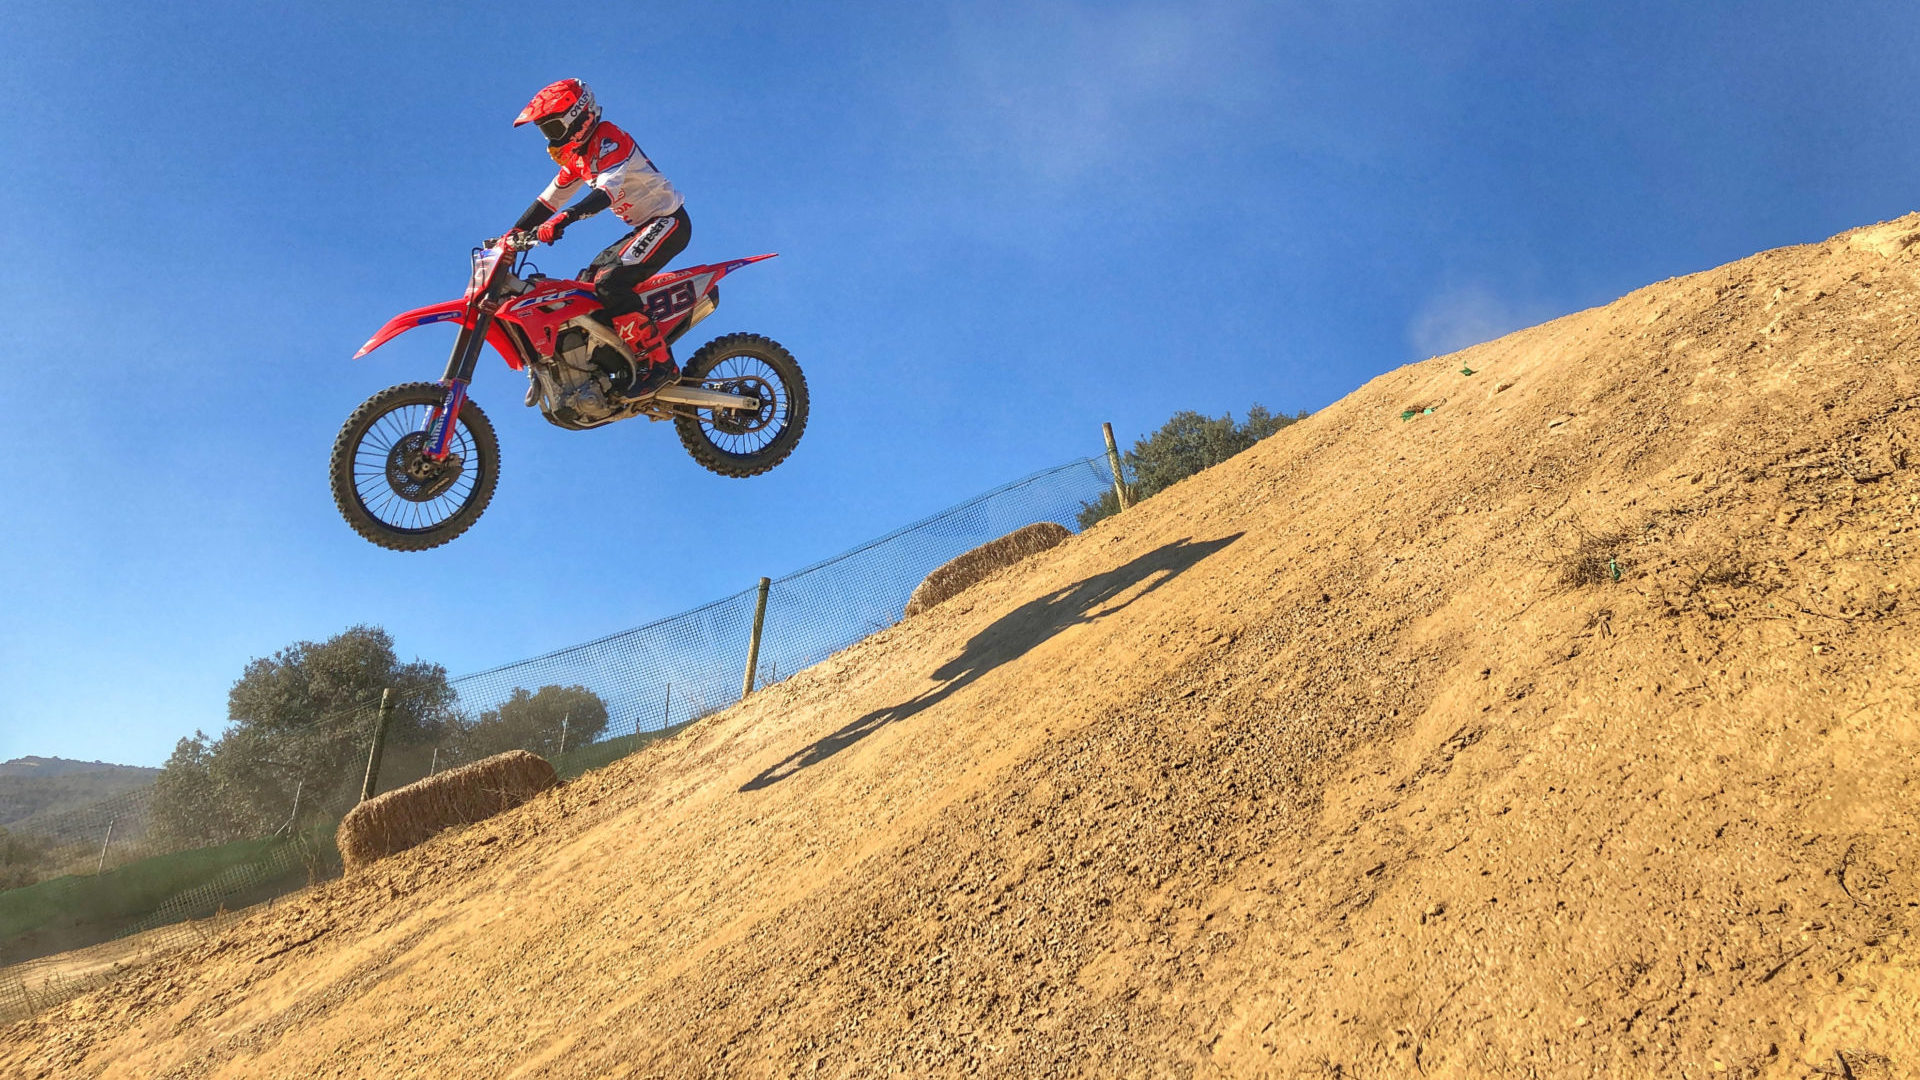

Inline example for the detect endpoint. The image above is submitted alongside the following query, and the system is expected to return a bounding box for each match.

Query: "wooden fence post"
[742,577,772,698]
[1103,422,1132,511]
[360,689,394,802]
[95,820,115,875]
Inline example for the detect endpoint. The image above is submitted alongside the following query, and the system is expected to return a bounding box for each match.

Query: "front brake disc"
[386,432,464,502]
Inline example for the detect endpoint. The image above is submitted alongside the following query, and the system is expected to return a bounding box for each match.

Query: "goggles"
[537,114,578,143]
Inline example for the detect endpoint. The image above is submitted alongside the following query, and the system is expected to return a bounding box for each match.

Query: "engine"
[528,325,644,430]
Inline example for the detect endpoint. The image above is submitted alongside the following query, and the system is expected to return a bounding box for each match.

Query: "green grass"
[0,830,328,961]
[0,728,690,966]
[551,723,690,781]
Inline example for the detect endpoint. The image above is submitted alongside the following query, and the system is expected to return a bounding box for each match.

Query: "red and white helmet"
[514,79,600,147]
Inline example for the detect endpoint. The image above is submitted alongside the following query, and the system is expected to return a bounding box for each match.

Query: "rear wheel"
[330,382,500,551]
[673,333,809,478]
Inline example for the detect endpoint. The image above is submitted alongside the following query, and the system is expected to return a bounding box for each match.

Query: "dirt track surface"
[7,219,1918,1078]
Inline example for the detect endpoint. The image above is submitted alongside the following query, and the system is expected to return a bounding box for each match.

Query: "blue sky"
[2,1,1916,767]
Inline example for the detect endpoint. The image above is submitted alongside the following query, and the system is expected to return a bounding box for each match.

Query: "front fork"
[424,307,494,459]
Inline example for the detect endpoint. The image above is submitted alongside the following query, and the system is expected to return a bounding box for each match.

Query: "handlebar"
[484,232,540,253]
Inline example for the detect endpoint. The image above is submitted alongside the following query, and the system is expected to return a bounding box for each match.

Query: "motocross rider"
[508,79,689,396]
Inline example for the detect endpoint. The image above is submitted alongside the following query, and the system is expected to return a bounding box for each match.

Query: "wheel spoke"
[351,404,485,532]
[690,353,791,457]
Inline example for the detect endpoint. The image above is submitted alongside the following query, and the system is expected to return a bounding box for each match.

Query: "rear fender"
[634,254,778,341]
[694,253,777,295]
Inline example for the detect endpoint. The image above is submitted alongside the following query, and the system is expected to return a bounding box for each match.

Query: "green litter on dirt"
[1460,366,1476,376]
[1609,555,1621,582]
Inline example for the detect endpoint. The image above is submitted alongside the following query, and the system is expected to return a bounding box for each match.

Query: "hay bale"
[904,521,1071,619]
[336,750,557,871]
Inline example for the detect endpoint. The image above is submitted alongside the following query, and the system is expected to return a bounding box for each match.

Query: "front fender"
[352,299,469,359]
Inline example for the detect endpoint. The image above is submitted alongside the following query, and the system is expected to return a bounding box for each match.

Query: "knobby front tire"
[673,333,809,478]
[330,381,501,552]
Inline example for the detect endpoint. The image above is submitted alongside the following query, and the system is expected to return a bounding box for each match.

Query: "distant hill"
[0,758,159,830]
[0,756,155,780]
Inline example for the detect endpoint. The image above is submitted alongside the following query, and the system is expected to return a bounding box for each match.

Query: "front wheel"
[673,333,809,478]
[330,382,500,551]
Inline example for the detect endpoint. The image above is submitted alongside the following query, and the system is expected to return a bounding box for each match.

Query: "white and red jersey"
[540,121,683,225]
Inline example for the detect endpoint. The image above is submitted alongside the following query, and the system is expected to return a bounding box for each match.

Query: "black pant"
[584,206,692,319]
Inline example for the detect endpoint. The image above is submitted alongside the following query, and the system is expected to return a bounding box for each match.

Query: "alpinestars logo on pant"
[621,215,680,265]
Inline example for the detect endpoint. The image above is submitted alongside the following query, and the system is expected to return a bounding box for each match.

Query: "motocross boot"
[611,312,678,396]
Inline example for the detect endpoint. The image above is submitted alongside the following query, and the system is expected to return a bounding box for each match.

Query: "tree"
[449,685,610,764]
[0,826,54,891]
[147,732,247,847]
[149,626,452,845]
[1079,404,1305,528]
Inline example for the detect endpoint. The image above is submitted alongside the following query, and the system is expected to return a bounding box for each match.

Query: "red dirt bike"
[332,233,807,551]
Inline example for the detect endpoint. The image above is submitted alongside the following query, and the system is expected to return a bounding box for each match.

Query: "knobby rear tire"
[674,333,809,478]
[330,381,501,552]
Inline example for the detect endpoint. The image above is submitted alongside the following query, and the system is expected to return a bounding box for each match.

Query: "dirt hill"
[6,218,1918,1079]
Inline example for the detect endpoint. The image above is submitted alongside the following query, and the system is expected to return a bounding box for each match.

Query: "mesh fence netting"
[0,455,1115,1023]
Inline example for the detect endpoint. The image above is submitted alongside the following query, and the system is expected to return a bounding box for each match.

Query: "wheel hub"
[706,375,776,436]
[386,432,463,502]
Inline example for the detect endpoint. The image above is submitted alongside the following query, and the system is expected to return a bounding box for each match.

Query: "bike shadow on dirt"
[740,532,1242,792]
